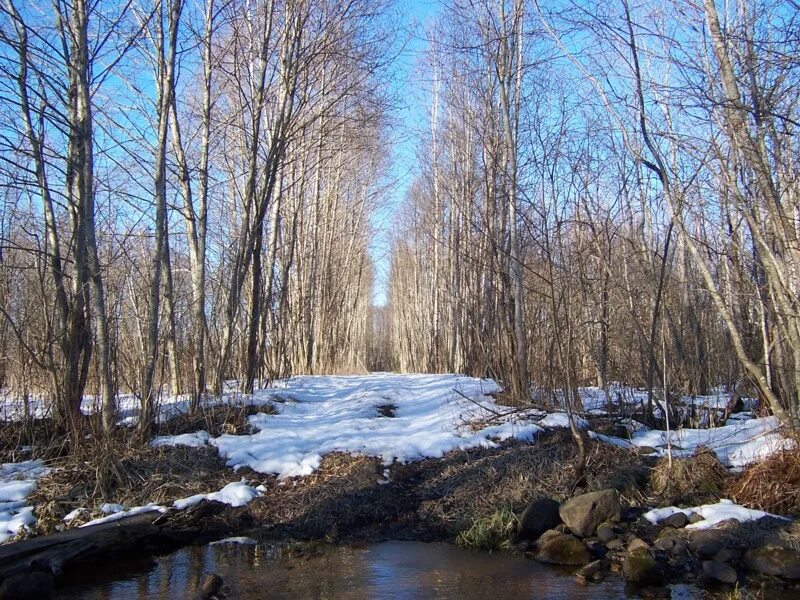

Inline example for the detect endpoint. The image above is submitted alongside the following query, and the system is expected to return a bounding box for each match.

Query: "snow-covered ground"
[0,381,272,427]
[0,459,49,542]
[0,374,794,540]
[589,415,791,470]
[154,374,541,479]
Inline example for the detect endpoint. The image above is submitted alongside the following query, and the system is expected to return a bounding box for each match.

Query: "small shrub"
[455,506,518,552]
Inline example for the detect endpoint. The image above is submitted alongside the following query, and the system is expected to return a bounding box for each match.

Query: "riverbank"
[0,375,798,598]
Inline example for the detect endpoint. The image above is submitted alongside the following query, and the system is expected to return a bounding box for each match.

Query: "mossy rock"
[536,534,592,566]
[622,547,664,585]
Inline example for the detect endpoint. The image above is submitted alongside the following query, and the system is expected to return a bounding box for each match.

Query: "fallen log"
[0,499,244,596]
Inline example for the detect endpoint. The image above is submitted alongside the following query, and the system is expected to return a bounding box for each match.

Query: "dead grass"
[728,450,800,516]
[244,430,644,544]
[17,403,278,536]
[648,447,729,506]
[156,401,276,437]
[26,431,238,534]
[415,431,644,534]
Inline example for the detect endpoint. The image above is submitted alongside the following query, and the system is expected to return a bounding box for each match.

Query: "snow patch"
[173,481,261,510]
[590,415,791,469]
[210,374,539,479]
[151,430,211,448]
[538,413,589,429]
[643,499,787,530]
[0,459,49,542]
[81,503,167,527]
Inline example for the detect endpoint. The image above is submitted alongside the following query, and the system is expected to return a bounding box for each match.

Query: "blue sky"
[370,0,441,307]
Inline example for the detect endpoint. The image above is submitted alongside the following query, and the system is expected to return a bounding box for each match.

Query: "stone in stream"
[574,559,608,584]
[635,585,672,599]
[744,546,800,579]
[559,489,621,538]
[702,560,738,585]
[517,497,562,541]
[606,538,625,552]
[622,547,664,586]
[536,534,592,566]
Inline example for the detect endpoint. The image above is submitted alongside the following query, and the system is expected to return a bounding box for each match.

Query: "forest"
[0,0,798,597]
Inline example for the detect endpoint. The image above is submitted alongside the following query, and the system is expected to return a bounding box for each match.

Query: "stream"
[55,539,701,599]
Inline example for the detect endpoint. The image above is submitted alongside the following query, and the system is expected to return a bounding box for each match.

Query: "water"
[56,540,698,599]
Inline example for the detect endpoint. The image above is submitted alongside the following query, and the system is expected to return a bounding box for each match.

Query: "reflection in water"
[56,540,697,599]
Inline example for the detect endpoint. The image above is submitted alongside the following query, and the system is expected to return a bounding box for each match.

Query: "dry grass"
[245,432,649,543]
[728,450,800,516]
[416,431,645,534]
[648,447,729,506]
[157,401,276,437]
[17,403,278,536]
[26,431,240,534]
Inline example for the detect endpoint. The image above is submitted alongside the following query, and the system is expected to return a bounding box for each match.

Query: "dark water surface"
[55,539,699,599]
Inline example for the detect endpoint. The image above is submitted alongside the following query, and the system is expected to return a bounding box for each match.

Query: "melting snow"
[152,374,545,479]
[173,481,260,510]
[644,499,787,530]
[589,415,791,469]
[152,430,211,448]
[80,481,261,528]
[0,459,49,542]
[538,413,589,429]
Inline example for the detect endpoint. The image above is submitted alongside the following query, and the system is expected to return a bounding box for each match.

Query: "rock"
[574,559,608,584]
[702,560,738,584]
[628,538,649,553]
[597,522,615,543]
[653,536,675,552]
[661,512,689,529]
[688,513,704,525]
[714,548,739,563]
[586,539,606,557]
[744,546,800,579]
[559,489,621,538]
[536,528,563,548]
[200,573,223,599]
[0,572,54,600]
[623,547,664,585]
[672,539,688,556]
[668,555,687,569]
[517,497,562,541]
[536,534,592,566]
[606,538,625,552]
[688,531,725,557]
